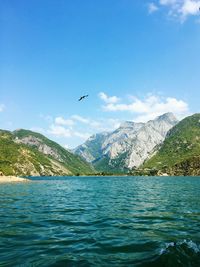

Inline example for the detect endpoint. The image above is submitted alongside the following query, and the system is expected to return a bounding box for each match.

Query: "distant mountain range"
[0,129,94,176]
[1,113,200,177]
[75,113,200,176]
[74,113,178,173]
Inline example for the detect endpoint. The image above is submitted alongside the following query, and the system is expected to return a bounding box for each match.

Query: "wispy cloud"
[73,131,91,139]
[48,125,72,138]
[55,116,74,126]
[100,93,189,122]
[0,104,5,112]
[148,3,159,13]
[98,92,120,104]
[149,0,200,21]
[71,115,90,124]
[50,114,121,135]
[48,124,91,140]
[71,114,119,131]
[41,112,121,148]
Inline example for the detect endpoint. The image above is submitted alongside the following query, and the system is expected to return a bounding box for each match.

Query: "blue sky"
[0,0,200,148]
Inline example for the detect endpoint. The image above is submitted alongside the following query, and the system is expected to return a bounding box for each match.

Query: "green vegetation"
[142,114,200,175]
[0,129,94,176]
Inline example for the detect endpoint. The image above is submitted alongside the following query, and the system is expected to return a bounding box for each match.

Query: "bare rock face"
[74,132,109,163]
[74,113,178,171]
[15,136,63,162]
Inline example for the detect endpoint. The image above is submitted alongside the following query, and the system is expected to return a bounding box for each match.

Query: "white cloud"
[73,115,121,132]
[50,114,121,133]
[46,113,122,145]
[48,125,72,138]
[181,0,200,17]
[55,116,74,126]
[150,0,200,20]
[0,104,5,112]
[71,114,101,128]
[99,92,120,104]
[160,0,178,4]
[72,115,120,132]
[71,115,90,124]
[48,123,91,140]
[106,118,121,130]
[148,3,159,13]
[74,131,91,139]
[87,118,121,132]
[30,127,46,134]
[101,94,189,122]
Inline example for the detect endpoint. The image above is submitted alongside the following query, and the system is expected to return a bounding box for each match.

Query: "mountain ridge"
[74,112,178,172]
[1,113,199,177]
[142,113,200,175]
[0,129,94,176]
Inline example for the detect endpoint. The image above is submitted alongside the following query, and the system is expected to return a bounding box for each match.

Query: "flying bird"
[78,94,89,101]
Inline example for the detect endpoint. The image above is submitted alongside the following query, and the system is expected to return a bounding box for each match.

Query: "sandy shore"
[0,176,29,183]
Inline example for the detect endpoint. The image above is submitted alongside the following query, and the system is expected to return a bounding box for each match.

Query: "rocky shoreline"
[0,176,29,183]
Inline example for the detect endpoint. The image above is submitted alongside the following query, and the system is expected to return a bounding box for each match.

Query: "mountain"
[142,113,200,176]
[74,113,178,173]
[0,129,94,176]
[74,132,109,162]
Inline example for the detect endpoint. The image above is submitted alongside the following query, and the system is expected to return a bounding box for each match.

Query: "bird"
[78,94,89,101]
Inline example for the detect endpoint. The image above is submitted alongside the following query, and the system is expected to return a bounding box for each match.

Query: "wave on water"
[160,239,200,255]
[141,240,200,267]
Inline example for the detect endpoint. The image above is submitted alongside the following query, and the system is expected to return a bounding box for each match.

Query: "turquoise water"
[0,176,200,266]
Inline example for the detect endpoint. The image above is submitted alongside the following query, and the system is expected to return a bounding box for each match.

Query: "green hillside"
[143,114,200,175]
[0,129,94,176]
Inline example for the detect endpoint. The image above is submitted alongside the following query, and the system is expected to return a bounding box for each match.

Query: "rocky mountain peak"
[87,132,109,142]
[74,112,179,172]
[155,112,178,123]
[119,121,144,129]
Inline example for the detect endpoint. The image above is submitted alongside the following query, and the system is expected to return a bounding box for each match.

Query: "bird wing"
[78,95,88,101]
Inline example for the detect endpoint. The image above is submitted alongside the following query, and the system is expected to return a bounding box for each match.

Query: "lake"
[0,176,200,266]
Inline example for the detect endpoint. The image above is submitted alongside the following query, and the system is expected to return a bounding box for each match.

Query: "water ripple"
[0,176,200,266]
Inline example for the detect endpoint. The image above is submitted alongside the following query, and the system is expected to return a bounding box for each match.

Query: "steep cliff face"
[74,113,178,172]
[125,113,178,168]
[74,132,109,162]
[0,129,94,176]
